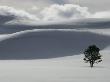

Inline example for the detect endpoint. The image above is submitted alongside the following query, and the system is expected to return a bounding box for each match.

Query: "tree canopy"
[83,45,102,67]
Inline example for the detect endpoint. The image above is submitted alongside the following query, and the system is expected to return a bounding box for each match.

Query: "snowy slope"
[0,18,109,82]
[0,29,110,59]
[0,50,109,82]
[0,18,110,34]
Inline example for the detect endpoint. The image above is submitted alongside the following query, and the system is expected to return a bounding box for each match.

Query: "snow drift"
[0,29,110,59]
[0,18,110,34]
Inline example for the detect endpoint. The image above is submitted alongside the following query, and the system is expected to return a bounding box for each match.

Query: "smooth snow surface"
[0,53,109,82]
[0,19,110,82]
[0,29,110,59]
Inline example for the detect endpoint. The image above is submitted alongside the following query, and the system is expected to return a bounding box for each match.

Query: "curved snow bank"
[0,18,110,34]
[0,29,110,59]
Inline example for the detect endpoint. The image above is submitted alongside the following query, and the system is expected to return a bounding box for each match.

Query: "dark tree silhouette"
[83,45,102,67]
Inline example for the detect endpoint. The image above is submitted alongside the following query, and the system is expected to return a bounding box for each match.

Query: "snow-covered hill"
[0,18,110,82]
[0,29,109,59]
[0,18,110,34]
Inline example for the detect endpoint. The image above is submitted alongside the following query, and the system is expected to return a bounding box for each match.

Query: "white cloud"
[0,4,110,25]
[40,4,90,21]
[0,4,91,24]
[92,11,110,18]
[0,6,39,24]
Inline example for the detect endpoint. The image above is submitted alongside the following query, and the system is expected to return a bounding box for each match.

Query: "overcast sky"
[0,0,110,24]
[0,0,110,12]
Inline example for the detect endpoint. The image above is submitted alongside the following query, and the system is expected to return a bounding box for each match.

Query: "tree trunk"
[90,61,94,68]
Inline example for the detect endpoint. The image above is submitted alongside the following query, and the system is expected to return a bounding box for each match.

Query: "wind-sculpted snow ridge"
[0,29,110,60]
[0,18,110,34]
